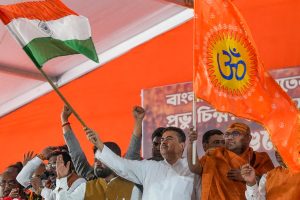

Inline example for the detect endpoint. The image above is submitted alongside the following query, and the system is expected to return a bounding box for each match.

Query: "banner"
[142,66,300,164]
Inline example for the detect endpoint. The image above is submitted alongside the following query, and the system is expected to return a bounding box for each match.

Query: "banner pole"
[192,94,197,165]
[192,0,197,165]
[38,67,88,128]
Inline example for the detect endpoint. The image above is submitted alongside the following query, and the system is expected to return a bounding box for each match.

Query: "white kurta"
[16,157,56,200]
[16,156,85,200]
[245,174,267,200]
[96,146,200,200]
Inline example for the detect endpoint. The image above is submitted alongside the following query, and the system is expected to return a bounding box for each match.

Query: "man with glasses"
[187,122,274,200]
[16,148,85,200]
[17,147,56,200]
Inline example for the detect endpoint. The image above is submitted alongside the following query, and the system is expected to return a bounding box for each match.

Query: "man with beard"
[60,106,137,200]
[187,123,274,200]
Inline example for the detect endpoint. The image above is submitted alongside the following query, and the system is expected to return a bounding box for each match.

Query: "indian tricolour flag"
[0,0,99,68]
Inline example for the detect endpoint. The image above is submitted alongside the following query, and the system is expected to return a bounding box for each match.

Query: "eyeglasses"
[46,163,56,170]
[0,180,18,187]
[223,131,243,139]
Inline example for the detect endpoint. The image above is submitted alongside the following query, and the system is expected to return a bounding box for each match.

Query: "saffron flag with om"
[193,0,300,172]
[0,0,98,68]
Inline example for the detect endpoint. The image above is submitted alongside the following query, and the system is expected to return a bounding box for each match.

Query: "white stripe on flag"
[7,15,91,46]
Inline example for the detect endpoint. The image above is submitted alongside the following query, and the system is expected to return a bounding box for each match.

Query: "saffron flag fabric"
[0,0,98,68]
[193,0,300,172]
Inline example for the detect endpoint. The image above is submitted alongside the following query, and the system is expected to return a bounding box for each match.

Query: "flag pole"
[38,67,88,128]
[192,95,197,165]
[192,0,197,165]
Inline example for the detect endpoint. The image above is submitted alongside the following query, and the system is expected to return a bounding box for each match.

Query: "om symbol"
[217,47,246,81]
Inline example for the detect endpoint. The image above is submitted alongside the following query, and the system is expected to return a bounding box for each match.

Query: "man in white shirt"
[16,150,85,200]
[241,151,300,200]
[54,144,139,200]
[86,126,200,200]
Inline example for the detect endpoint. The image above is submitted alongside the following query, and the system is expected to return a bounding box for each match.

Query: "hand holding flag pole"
[191,0,197,166]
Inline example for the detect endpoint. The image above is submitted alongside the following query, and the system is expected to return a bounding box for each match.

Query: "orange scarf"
[67,172,80,188]
[200,147,274,200]
[266,167,300,200]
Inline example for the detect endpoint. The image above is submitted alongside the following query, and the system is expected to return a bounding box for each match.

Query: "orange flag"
[193,0,300,172]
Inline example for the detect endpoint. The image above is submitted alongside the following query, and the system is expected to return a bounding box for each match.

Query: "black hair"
[202,129,224,144]
[151,127,165,141]
[7,162,23,173]
[48,151,74,171]
[56,145,69,153]
[93,142,121,156]
[162,127,186,143]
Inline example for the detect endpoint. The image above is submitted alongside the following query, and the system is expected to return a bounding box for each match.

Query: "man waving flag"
[193,0,300,172]
[0,0,98,68]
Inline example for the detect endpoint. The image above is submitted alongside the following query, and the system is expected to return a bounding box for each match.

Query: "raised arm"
[125,106,145,160]
[16,148,53,188]
[17,157,42,188]
[61,106,93,178]
[187,128,203,175]
[86,128,147,185]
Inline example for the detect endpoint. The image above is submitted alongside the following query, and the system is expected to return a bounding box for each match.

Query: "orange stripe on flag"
[193,0,300,172]
[0,0,78,25]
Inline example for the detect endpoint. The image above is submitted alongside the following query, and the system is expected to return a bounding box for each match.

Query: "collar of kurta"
[163,157,185,166]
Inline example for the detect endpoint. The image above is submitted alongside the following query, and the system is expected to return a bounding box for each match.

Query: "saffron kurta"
[200,147,274,200]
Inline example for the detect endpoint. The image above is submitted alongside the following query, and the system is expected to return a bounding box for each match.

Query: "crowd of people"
[0,105,299,200]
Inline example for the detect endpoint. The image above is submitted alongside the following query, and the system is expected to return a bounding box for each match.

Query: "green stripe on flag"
[23,37,99,68]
